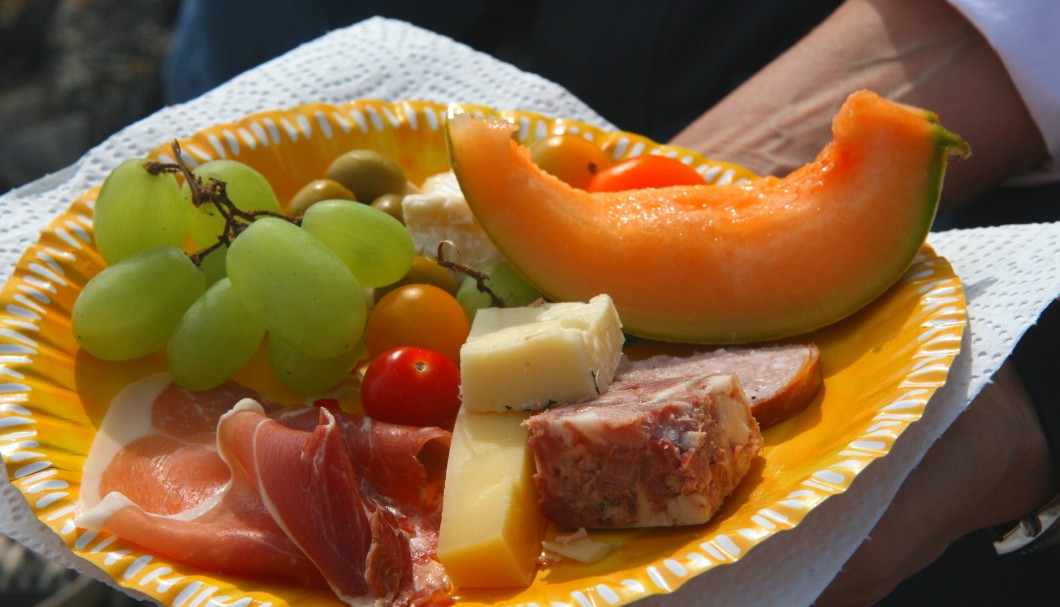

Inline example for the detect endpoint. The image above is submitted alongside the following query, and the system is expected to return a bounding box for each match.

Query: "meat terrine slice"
[523,373,762,530]
[617,343,822,429]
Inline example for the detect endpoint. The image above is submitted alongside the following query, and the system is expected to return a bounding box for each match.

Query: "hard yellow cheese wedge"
[437,408,547,589]
[459,294,623,412]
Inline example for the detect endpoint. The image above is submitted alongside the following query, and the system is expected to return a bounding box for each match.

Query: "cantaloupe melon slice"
[447,91,969,344]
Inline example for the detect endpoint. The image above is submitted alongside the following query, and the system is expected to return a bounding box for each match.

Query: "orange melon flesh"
[447,91,969,344]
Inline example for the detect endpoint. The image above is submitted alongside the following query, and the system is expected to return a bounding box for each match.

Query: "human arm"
[669,0,1049,213]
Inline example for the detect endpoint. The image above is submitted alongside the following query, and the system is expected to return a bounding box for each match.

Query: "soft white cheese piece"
[460,294,624,412]
[402,171,502,269]
[541,528,615,564]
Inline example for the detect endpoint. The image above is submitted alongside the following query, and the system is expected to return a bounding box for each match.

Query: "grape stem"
[157,141,298,266]
[435,241,505,308]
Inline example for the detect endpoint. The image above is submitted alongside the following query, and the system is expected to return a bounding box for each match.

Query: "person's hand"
[814,361,1058,606]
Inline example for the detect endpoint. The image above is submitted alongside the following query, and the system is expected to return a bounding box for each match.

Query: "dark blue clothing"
[162,0,841,142]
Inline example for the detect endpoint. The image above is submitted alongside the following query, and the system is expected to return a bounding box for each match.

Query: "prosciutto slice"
[76,374,452,606]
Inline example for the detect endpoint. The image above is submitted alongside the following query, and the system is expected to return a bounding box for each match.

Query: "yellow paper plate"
[0,100,965,607]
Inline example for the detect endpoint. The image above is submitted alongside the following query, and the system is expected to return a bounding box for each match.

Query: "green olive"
[375,255,458,301]
[325,150,407,204]
[287,178,357,216]
[370,193,405,224]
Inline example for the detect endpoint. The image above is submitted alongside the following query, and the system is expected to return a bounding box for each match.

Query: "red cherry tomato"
[586,154,706,192]
[361,346,461,429]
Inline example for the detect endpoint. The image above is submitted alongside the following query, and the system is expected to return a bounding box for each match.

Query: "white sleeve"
[947,0,1060,181]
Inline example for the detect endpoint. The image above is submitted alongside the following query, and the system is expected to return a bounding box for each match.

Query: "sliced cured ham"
[273,408,452,605]
[219,401,406,603]
[76,373,452,606]
[225,403,450,606]
[274,407,449,517]
[619,343,822,429]
[78,376,322,586]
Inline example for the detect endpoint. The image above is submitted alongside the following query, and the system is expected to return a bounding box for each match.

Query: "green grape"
[167,278,265,391]
[198,245,228,285]
[267,332,363,394]
[456,260,543,321]
[226,217,366,359]
[72,246,206,361]
[300,199,414,288]
[183,159,281,248]
[93,158,186,265]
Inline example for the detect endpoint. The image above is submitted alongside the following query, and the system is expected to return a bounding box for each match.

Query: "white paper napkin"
[2,17,1058,606]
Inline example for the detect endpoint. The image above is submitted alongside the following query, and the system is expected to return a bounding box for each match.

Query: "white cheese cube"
[459,294,624,412]
[402,171,501,269]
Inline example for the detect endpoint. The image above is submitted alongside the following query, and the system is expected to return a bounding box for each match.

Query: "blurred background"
[0,0,841,196]
[0,0,179,194]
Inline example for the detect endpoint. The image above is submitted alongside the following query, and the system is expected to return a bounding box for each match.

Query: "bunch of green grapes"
[72,150,415,395]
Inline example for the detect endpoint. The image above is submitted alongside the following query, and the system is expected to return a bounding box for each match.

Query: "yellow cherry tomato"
[375,255,458,301]
[530,134,612,190]
[365,284,470,364]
